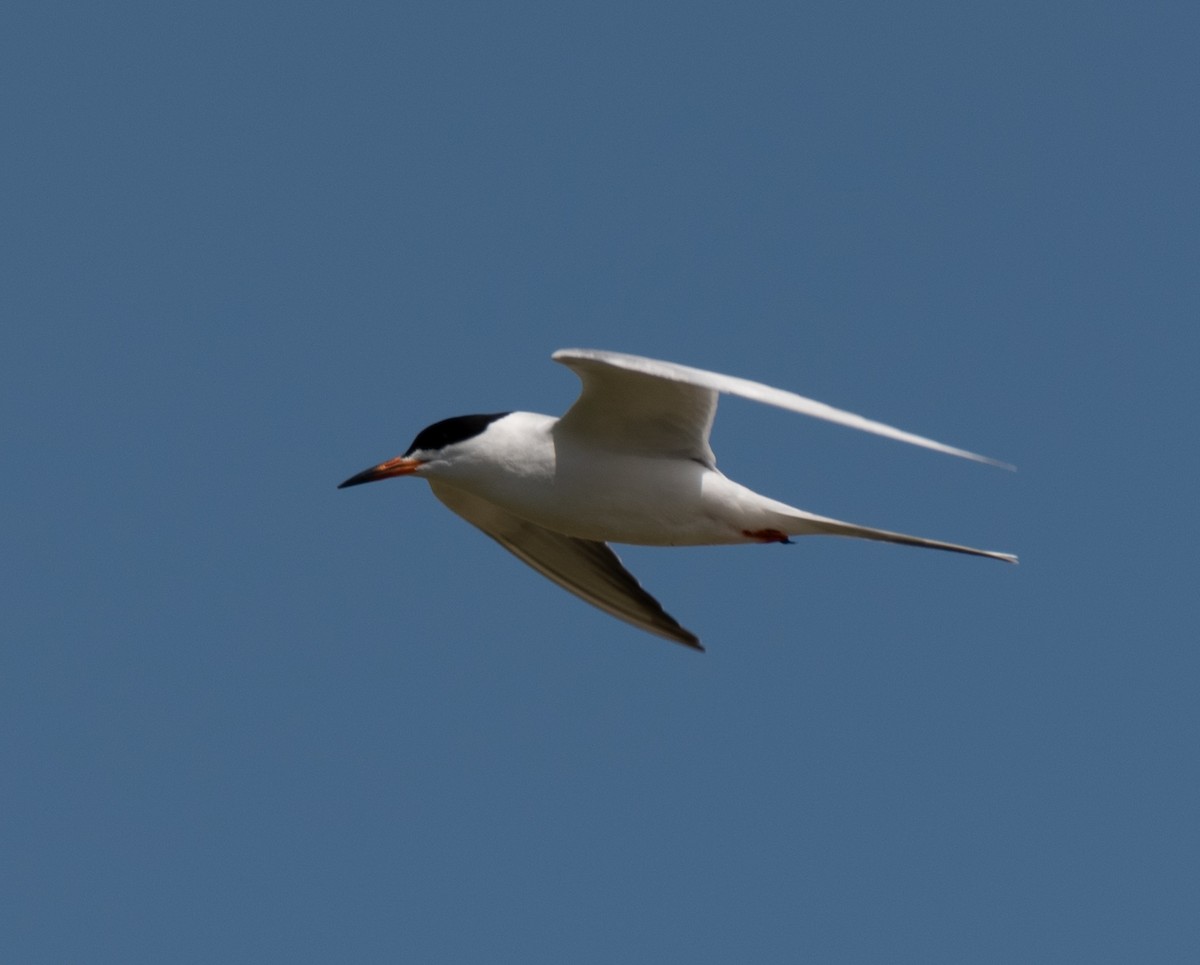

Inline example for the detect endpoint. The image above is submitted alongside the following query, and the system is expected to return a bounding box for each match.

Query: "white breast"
[427,411,760,545]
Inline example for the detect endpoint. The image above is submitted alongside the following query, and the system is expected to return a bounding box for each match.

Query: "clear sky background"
[3,2,1197,962]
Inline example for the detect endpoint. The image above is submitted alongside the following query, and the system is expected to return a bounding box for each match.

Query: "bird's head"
[338,412,511,489]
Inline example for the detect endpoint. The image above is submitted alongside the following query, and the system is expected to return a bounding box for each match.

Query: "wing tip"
[974,454,1018,472]
[648,616,704,651]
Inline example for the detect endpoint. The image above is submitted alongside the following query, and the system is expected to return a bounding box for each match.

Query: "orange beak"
[337,456,424,489]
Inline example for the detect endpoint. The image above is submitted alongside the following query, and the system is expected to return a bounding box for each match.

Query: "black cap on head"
[404,412,510,456]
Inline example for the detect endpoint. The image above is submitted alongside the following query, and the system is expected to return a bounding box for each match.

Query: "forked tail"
[776,507,1017,564]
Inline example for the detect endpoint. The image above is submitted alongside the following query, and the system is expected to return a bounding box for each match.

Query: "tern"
[339,349,1015,650]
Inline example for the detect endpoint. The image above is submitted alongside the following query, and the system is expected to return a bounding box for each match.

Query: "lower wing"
[429,481,702,650]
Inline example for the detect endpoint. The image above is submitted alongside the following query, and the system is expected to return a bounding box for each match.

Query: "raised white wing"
[429,481,702,650]
[553,348,1014,470]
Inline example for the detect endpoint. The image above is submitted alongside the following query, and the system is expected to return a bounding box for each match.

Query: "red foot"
[743,528,793,544]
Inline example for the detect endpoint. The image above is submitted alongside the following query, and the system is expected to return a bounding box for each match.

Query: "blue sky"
[3,2,1198,961]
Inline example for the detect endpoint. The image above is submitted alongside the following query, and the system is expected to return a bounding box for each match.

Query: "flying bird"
[339,349,1016,650]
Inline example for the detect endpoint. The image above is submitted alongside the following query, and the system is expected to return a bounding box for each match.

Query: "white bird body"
[426,413,755,546]
[340,349,1016,649]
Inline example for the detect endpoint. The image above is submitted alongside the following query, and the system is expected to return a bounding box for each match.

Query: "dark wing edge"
[429,482,703,650]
